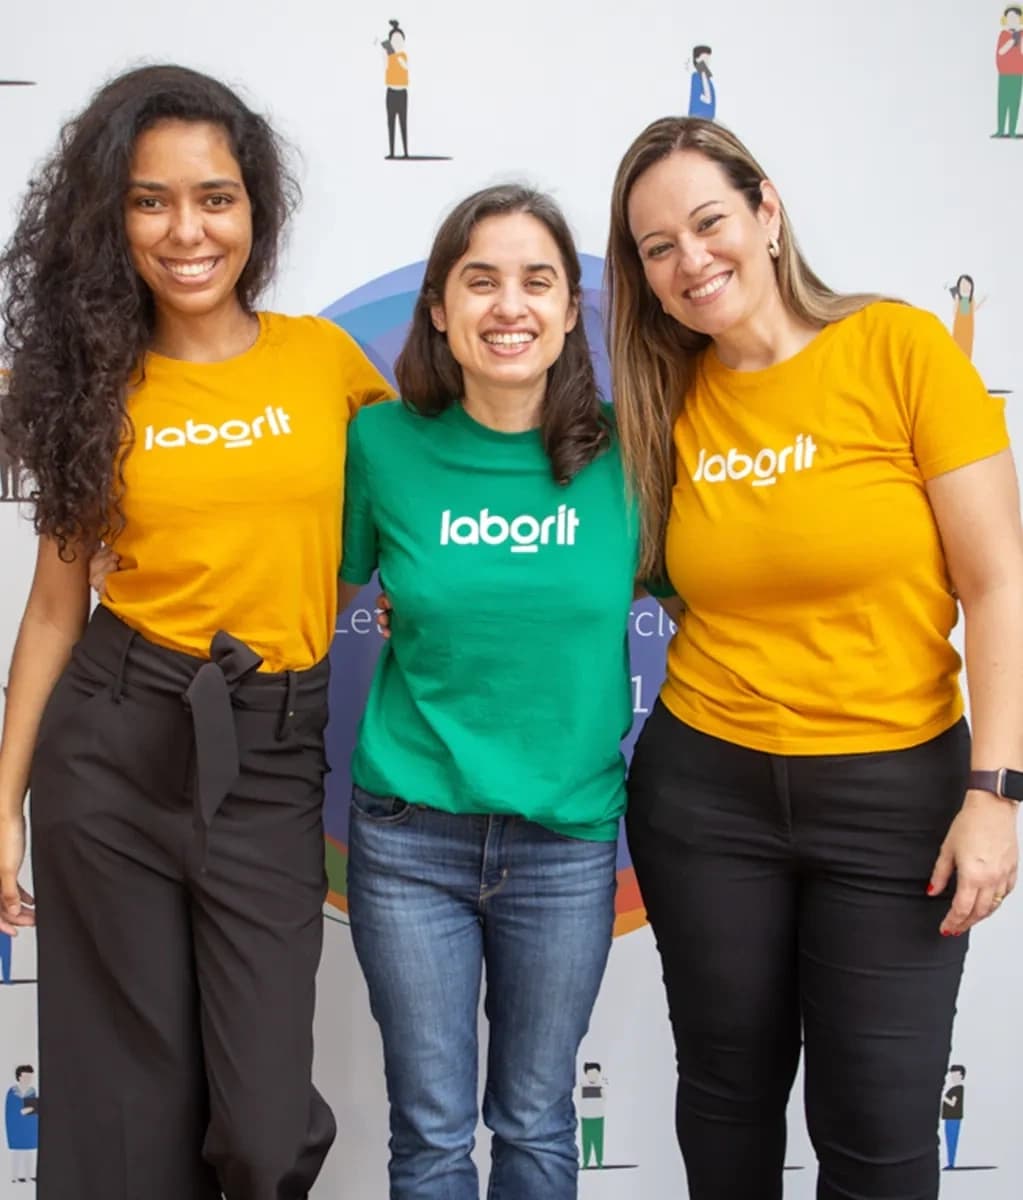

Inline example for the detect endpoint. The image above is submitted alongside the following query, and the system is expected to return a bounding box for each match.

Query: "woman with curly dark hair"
[0,63,393,1199]
[339,185,636,1199]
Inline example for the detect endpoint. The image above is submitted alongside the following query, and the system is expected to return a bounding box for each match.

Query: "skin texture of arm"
[0,536,90,933]
[925,449,1023,933]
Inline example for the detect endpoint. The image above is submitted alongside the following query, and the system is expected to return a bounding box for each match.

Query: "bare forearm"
[338,580,363,612]
[961,584,1023,768]
[0,609,85,813]
[0,537,89,814]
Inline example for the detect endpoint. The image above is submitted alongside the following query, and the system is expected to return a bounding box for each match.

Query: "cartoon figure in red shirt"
[995,5,1023,137]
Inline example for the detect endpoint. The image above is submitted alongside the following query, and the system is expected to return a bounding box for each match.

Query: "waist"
[80,605,329,708]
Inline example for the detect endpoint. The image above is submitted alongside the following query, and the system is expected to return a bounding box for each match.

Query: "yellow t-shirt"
[662,302,1010,754]
[104,312,395,672]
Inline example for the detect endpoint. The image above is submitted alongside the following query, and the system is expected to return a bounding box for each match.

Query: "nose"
[492,282,528,320]
[676,231,713,276]
[167,201,205,247]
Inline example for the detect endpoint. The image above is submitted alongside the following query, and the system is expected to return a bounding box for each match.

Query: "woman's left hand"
[929,791,1019,935]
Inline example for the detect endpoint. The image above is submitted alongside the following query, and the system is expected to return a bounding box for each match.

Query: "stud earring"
[768,236,780,260]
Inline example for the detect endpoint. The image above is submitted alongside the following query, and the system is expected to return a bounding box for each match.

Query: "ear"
[430,303,447,333]
[757,179,783,241]
[565,294,580,335]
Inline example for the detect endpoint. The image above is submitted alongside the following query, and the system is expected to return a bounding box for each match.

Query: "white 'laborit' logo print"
[693,433,818,487]
[143,406,292,451]
[440,505,580,554]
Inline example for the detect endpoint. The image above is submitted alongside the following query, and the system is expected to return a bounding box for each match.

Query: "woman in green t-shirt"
[340,185,639,1200]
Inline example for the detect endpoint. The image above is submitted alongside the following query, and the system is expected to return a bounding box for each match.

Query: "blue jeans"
[347,787,617,1200]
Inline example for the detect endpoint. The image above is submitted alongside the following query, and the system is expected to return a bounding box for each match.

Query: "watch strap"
[968,768,1023,802]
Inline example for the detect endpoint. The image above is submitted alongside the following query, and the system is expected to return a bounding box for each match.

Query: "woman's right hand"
[88,545,120,597]
[0,810,35,936]
[376,593,392,639]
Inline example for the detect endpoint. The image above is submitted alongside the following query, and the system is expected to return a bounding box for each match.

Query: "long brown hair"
[395,184,609,484]
[0,64,298,556]
[606,117,882,580]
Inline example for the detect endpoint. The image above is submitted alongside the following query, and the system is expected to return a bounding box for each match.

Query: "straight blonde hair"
[606,117,883,580]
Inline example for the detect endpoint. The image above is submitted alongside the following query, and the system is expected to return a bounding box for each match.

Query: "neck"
[149,299,260,363]
[461,379,545,433]
[712,291,821,371]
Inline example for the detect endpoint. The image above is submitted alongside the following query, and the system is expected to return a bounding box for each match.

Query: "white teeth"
[687,274,730,300]
[166,259,217,277]
[484,332,535,345]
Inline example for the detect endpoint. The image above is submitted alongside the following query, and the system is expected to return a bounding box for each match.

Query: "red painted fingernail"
[926,884,936,895]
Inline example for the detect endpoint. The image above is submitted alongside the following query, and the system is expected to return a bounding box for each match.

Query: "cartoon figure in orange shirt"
[382,18,409,159]
[946,273,986,360]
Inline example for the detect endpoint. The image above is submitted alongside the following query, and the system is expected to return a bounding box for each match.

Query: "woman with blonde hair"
[606,116,1022,1200]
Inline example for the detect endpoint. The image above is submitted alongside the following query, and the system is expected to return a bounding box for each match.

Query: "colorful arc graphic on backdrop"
[319,255,658,937]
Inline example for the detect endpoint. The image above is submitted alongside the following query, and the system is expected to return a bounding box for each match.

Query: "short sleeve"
[340,415,379,584]
[330,323,397,418]
[898,309,1009,480]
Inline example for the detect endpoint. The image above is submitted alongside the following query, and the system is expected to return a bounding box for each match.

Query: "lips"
[482,331,537,346]
[160,256,221,282]
[684,271,732,302]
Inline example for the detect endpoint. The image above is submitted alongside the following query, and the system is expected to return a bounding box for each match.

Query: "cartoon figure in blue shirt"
[5,1066,38,1183]
[688,45,716,118]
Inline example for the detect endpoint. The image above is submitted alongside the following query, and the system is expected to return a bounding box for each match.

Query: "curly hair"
[0,63,299,554]
[394,184,610,485]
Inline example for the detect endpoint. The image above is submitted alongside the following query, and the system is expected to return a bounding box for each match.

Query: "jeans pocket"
[351,784,414,824]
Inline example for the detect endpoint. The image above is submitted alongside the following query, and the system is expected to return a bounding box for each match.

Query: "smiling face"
[627,149,781,344]
[430,212,579,405]
[123,119,253,329]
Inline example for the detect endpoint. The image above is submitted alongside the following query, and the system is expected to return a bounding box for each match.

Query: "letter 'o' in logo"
[319,259,656,937]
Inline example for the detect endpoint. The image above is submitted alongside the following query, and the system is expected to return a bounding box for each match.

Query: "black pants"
[30,607,336,1199]
[626,702,970,1200]
[386,87,408,156]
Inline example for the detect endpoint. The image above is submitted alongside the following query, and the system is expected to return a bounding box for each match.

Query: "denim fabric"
[348,788,617,1199]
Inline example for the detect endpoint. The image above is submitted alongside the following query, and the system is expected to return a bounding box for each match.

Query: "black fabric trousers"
[626,702,971,1200]
[29,607,336,1200]
[386,87,408,156]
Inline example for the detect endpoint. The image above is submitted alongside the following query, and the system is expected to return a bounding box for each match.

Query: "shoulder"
[834,300,951,354]
[262,312,368,361]
[350,398,423,442]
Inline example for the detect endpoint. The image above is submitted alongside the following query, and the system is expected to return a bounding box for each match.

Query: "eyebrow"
[636,200,724,247]
[459,260,559,276]
[126,179,243,192]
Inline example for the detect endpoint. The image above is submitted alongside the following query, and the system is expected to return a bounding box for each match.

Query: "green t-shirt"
[341,400,638,840]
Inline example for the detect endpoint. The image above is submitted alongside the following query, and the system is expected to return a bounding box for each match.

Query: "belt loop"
[110,629,137,704]
[276,670,297,741]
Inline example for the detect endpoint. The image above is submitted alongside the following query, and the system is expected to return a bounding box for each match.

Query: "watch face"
[1004,770,1023,803]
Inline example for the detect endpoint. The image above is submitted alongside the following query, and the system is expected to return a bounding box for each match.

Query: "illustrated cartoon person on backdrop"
[995,5,1023,137]
[941,1064,966,1170]
[382,18,409,158]
[946,274,987,360]
[688,45,716,119]
[4,1066,38,1184]
[578,1061,608,1169]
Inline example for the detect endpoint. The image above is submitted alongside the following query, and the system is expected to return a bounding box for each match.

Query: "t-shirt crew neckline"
[703,318,843,388]
[144,311,270,369]
[449,400,542,444]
